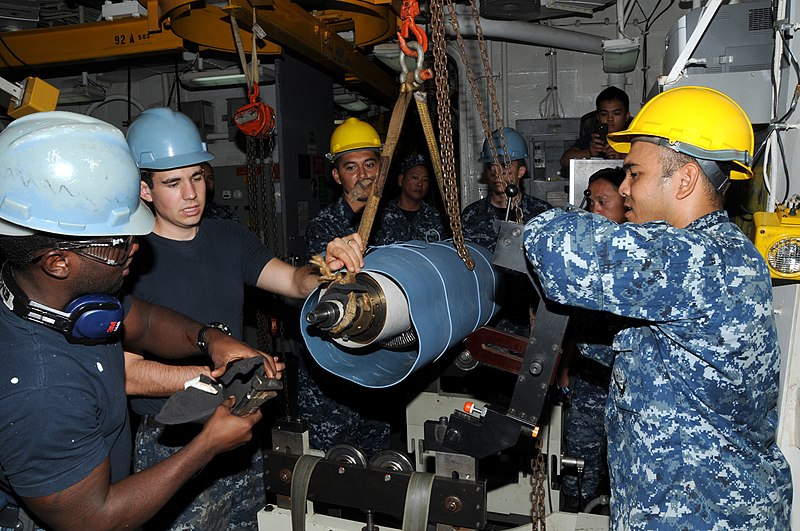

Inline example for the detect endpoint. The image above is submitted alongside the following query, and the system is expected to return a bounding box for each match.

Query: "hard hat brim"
[608,131,753,179]
[136,150,215,171]
[0,199,155,237]
[327,147,381,162]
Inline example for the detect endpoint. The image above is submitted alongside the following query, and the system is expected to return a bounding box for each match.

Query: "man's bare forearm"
[122,297,201,358]
[24,401,259,531]
[124,351,209,396]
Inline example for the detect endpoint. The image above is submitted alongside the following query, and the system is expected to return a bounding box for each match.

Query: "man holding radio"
[559,86,631,168]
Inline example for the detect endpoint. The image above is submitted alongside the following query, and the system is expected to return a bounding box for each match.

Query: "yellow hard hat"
[607,86,754,181]
[327,118,382,161]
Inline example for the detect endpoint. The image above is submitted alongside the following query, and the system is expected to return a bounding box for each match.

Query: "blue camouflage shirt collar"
[684,209,728,230]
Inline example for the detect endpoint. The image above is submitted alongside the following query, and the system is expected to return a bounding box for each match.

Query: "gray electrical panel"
[515,117,580,207]
[661,0,774,123]
[181,100,215,141]
[208,165,249,223]
[664,0,774,76]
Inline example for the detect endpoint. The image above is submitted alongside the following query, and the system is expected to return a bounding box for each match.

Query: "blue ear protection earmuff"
[0,262,124,344]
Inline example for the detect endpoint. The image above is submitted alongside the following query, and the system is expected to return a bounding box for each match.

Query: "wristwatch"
[197,321,232,356]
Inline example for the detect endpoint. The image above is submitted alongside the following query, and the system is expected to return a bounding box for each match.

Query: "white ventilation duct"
[447,12,604,55]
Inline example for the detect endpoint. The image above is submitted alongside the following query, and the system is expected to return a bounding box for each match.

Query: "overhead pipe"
[446,12,605,55]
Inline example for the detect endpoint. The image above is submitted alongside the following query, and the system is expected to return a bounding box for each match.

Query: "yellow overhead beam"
[0,3,280,69]
[225,0,399,104]
[0,18,185,69]
[165,3,281,54]
[0,0,400,105]
[162,0,398,104]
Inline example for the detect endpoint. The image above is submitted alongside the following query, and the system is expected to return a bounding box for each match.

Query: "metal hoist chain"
[441,0,522,222]
[264,135,279,255]
[429,0,474,270]
[245,135,278,253]
[530,440,547,530]
[246,134,281,354]
[231,9,285,359]
[246,136,264,241]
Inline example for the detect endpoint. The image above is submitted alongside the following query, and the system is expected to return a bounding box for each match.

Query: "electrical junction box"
[8,77,59,118]
[664,0,774,76]
[181,100,215,141]
[515,117,580,181]
[515,118,579,206]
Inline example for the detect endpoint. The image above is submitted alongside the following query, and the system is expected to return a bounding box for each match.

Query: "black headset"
[0,262,124,344]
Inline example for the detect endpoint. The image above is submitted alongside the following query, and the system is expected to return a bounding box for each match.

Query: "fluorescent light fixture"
[335,95,369,112]
[58,84,106,105]
[333,87,370,112]
[180,65,275,89]
[602,37,640,73]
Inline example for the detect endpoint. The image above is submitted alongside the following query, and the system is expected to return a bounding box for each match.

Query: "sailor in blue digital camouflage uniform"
[462,128,552,336]
[461,127,551,253]
[373,153,448,244]
[524,86,792,529]
[301,117,392,458]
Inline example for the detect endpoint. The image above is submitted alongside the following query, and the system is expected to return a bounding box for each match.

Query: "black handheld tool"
[155,357,283,425]
[232,370,284,416]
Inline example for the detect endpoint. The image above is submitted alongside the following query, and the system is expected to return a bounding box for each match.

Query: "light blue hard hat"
[0,111,155,237]
[126,107,214,170]
[479,127,528,162]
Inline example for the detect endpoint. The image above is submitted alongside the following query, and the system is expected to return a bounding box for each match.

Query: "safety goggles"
[36,235,136,267]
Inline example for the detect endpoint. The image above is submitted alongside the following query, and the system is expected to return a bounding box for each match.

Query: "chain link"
[246,137,263,243]
[443,0,522,220]
[246,134,282,355]
[530,438,547,530]
[265,135,279,255]
[245,135,279,253]
[430,0,474,269]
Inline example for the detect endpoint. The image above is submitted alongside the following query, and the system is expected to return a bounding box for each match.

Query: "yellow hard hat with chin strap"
[607,86,754,189]
[327,118,382,161]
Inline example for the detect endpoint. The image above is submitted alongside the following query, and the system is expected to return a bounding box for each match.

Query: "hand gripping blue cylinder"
[301,241,501,388]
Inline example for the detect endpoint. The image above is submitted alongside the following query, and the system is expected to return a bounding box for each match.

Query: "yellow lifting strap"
[356,37,474,269]
[356,84,413,246]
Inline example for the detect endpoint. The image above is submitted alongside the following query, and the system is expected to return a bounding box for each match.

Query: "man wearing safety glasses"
[0,112,324,531]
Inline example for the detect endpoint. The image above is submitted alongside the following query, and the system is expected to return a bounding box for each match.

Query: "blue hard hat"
[126,107,214,170]
[479,127,528,162]
[0,111,154,237]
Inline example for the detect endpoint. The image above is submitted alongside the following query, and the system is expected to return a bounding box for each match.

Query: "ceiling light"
[602,37,640,73]
[180,65,276,89]
[335,95,369,112]
[58,84,106,105]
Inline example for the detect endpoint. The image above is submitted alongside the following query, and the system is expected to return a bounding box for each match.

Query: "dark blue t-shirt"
[127,218,274,416]
[0,298,131,508]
